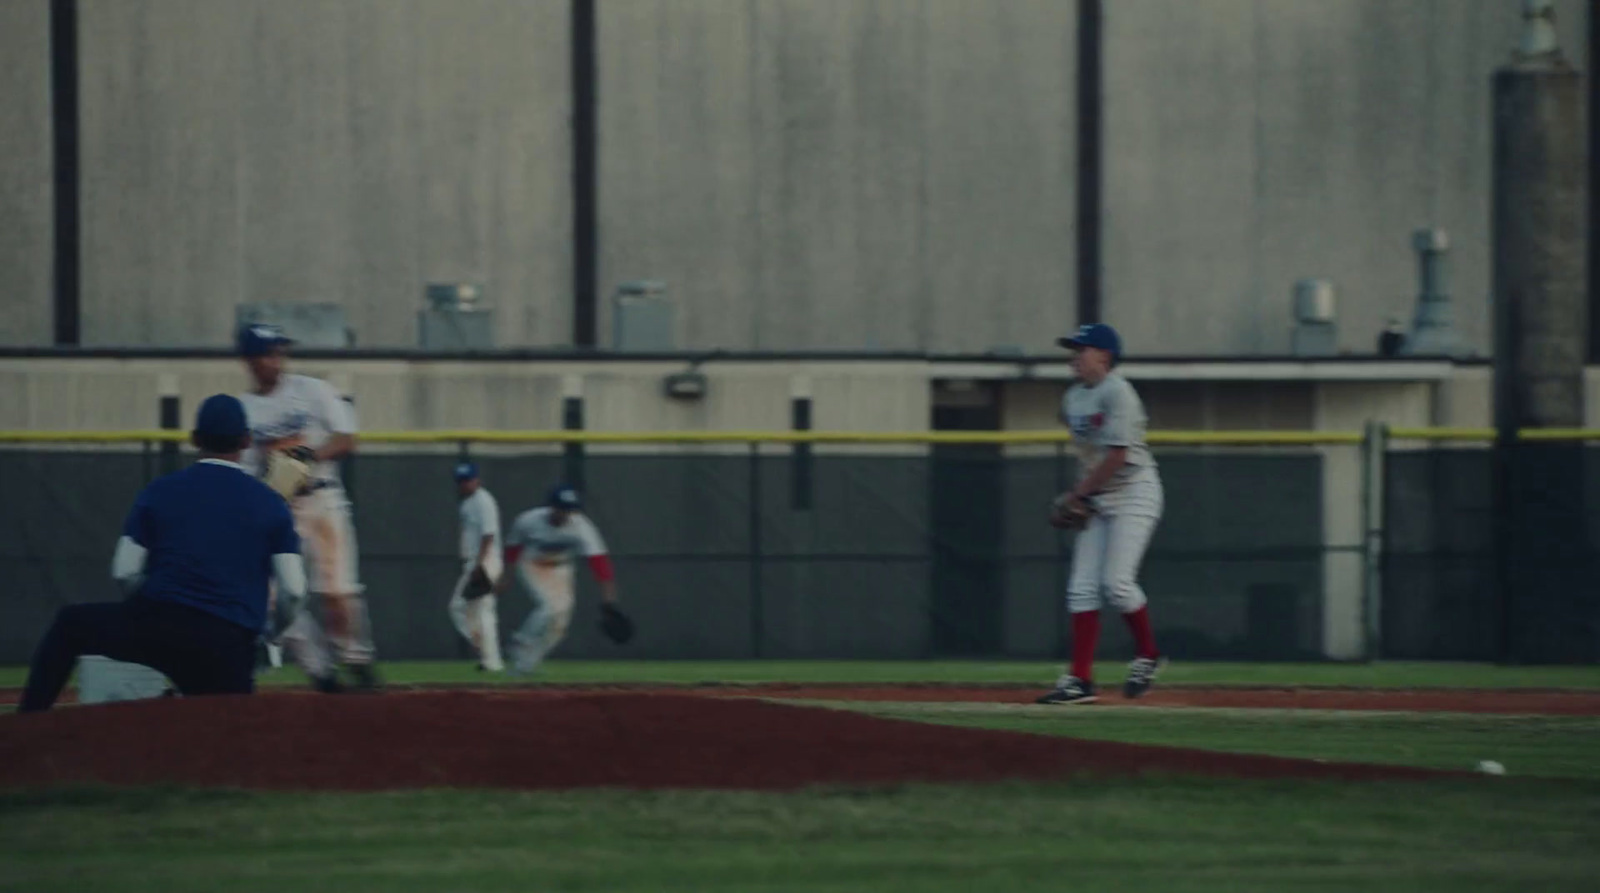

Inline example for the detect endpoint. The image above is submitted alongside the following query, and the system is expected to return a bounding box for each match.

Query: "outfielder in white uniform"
[448,461,505,672]
[236,324,380,693]
[1039,323,1165,705]
[500,486,618,674]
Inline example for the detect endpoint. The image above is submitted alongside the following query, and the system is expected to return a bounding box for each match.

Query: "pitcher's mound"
[0,692,1449,790]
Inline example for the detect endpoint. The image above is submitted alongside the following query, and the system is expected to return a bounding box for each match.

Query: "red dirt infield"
[0,691,1456,791]
[6,683,1600,714]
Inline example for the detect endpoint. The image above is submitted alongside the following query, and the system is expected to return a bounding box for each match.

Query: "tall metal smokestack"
[1490,0,1591,664]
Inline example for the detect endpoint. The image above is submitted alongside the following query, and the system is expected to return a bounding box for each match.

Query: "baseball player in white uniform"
[448,461,504,671]
[1039,323,1165,705]
[500,485,619,673]
[236,324,380,693]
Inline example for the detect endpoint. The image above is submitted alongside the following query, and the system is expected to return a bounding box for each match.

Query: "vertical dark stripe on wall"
[158,395,180,475]
[562,395,586,491]
[790,397,813,511]
[50,0,80,346]
[1075,0,1103,326]
[571,0,599,348]
[1588,0,1599,362]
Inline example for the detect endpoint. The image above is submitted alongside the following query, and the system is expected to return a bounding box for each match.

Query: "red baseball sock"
[1070,611,1100,682]
[1123,606,1158,659]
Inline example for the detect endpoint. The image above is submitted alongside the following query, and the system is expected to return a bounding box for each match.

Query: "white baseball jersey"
[239,374,357,485]
[1061,371,1160,502]
[458,488,502,564]
[506,508,607,566]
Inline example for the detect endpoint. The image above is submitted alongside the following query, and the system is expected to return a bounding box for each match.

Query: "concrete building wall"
[75,0,572,349]
[1105,0,1589,357]
[0,357,932,435]
[1,1,1588,354]
[8,356,1582,435]
[598,0,1078,352]
[0,0,53,346]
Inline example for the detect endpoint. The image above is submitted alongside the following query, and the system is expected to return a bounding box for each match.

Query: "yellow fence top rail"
[1388,427,1497,441]
[1388,427,1600,442]
[4,427,1600,446]
[0,428,1357,445]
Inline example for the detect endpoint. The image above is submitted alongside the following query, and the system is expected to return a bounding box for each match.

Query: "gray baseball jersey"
[239,374,357,485]
[506,508,607,566]
[1061,372,1161,510]
[458,488,501,564]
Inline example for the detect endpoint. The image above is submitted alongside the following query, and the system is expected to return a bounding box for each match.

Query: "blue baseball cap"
[193,394,248,443]
[453,461,479,481]
[1058,323,1122,360]
[236,323,294,357]
[547,485,581,509]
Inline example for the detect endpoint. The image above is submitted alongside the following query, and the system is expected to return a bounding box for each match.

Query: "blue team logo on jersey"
[1068,413,1105,438]
[253,411,310,441]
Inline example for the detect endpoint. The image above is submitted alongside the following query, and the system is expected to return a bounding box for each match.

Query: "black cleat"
[346,664,384,693]
[1036,675,1098,705]
[311,674,344,694]
[1123,656,1166,699]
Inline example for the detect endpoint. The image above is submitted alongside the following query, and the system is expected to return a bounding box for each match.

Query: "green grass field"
[10,659,1600,690]
[2,781,1596,893]
[3,660,1599,891]
[838,702,1600,779]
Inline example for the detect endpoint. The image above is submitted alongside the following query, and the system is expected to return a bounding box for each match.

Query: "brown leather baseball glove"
[261,452,312,500]
[1049,494,1095,531]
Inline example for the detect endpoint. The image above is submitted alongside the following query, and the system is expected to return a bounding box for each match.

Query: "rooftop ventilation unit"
[1290,279,1338,357]
[612,281,674,352]
[419,283,494,350]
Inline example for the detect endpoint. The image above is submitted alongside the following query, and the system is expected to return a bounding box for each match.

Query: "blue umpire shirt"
[121,459,301,633]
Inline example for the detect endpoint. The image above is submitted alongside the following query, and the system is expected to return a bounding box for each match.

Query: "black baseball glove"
[599,602,635,645]
[461,566,494,600]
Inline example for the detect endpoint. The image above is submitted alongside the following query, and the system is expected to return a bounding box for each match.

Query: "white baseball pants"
[279,487,374,675]
[1067,483,1163,615]
[448,555,504,671]
[510,560,575,673]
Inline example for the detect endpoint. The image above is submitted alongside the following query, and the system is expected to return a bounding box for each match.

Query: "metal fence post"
[748,440,763,658]
[562,394,585,491]
[1360,420,1389,661]
[1054,439,1069,659]
[159,393,180,476]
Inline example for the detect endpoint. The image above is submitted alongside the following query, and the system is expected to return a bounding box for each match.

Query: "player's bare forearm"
[599,580,618,605]
[1069,447,1128,501]
[496,547,524,593]
[314,433,356,462]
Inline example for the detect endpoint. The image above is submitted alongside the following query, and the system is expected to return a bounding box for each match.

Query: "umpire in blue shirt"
[18,394,308,712]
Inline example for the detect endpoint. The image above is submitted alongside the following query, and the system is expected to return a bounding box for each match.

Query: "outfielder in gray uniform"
[499,486,619,674]
[448,462,505,672]
[1039,323,1165,705]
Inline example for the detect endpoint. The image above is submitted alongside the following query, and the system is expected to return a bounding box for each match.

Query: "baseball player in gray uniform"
[236,324,380,693]
[499,485,619,674]
[1039,323,1165,705]
[448,462,504,672]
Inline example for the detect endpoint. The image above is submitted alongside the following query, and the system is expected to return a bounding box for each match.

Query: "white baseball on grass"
[1476,759,1505,776]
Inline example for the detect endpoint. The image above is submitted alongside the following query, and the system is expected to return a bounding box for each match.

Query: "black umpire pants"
[18,596,258,713]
